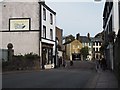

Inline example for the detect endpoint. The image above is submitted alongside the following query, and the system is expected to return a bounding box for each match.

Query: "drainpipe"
[38,1,43,69]
[54,37,58,68]
[54,37,57,68]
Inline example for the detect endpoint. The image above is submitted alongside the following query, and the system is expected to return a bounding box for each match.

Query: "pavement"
[86,68,118,88]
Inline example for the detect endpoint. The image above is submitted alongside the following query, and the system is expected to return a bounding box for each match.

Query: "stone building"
[64,39,82,61]
[76,33,93,60]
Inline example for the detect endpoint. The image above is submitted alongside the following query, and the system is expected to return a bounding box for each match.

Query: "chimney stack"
[76,33,80,40]
[87,33,90,39]
[40,0,45,4]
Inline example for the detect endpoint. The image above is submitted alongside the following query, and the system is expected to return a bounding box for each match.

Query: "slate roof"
[63,39,74,45]
[91,37,103,42]
[63,36,93,45]
[79,36,91,43]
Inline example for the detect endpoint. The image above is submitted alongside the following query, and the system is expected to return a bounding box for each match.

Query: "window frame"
[50,13,53,25]
[43,8,46,21]
[42,25,46,38]
[50,29,53,40]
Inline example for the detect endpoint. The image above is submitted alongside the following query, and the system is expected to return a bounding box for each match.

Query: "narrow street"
[2,61,97,88]
[2,61,118,88]
[1,0,120,89]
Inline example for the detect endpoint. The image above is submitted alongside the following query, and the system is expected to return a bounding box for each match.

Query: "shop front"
[42,43,54,69]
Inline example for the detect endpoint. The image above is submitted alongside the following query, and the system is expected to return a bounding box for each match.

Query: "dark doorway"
[72,53,81,61]
[42,43,53,69]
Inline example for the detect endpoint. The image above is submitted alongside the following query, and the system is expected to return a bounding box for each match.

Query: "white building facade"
[40,2,56,69]
[0,1,56,69]
[81,41,93,61]
[92,37,102,60]
[79,36,93,61]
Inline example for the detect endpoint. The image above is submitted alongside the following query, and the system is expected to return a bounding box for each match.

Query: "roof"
[79,36,90,43]
[63,39,74,45]
[91,37,103,42]
[63,35,94,44]
[39,1,56,15]
[63,39,82,45]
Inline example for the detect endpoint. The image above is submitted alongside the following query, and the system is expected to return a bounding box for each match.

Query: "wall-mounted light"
[94,0,102,1]
[94,0,102,2]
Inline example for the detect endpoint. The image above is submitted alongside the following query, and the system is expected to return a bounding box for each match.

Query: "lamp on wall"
[94,0,102,1]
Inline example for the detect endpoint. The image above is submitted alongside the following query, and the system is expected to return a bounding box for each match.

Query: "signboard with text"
[9,18,30,31]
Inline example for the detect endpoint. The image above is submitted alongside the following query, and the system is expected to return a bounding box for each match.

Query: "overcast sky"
[46,0,105,37]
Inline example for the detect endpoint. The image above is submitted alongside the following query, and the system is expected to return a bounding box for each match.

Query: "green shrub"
[24,52,39,60]
[3,52,40,71]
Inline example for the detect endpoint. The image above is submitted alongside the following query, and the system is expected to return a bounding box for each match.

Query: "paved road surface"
[3,69,97,88]
[2,61,97,88]
[65,60,96,70]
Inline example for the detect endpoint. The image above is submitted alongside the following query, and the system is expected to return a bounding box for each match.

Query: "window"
[42,26,46,38]
[50,13,53,25]
[73,45,75,48]
[93,48,95,52]
[50,29,53,40]
[96,54,99,59]
[43,8,46,20]
[86,43,88,46]
[96,42,98,46]
[98,48,100,52]
[96,48,98,52]
[89,43,90,46]
[100,55,101,59]
[93,42,95,46]
[48,49,52,64]
[82,43,84,47]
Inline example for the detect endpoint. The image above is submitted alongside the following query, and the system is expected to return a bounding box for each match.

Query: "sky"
[0,0,105,37]
[46,0,105,37]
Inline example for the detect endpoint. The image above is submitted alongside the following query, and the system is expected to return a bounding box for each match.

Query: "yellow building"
[65,39,82,60]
